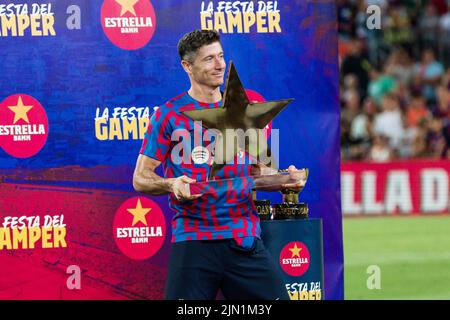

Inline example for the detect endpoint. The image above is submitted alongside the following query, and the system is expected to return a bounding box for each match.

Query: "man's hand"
[252,163,308,192]
[171,175,203,201]
[280,165,307,192]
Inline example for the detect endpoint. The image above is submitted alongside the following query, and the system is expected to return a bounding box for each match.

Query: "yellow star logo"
[115,0,139,16]
[127,198,151,226]
[8,96,33,124]
[289,243,302,258]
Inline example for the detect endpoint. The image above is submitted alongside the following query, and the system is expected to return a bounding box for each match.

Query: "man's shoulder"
[152,92,198,121]
[150,93,187,114]
[161,92,194,109]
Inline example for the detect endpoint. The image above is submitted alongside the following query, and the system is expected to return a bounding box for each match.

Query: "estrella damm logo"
[101,0,156,50]
[113,197,166,260]
[0,3,56,37]
[0,94,49,158]
[279,241,310,277]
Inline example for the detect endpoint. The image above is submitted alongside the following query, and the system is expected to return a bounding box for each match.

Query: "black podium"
[261,218,324,300]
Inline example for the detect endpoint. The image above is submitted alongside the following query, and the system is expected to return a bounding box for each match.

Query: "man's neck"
[188,84,222,103]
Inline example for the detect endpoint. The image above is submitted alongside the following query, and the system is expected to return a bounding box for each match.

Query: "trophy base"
[254,199,272,220]
[272,203,308,220]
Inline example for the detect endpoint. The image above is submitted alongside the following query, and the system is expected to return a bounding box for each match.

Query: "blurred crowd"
[338,0,450,161]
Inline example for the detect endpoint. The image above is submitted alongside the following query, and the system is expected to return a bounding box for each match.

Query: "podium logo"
[101,0,157,50]
[0,94,49,158]
[279,241,310,276]
[113,197,166,260]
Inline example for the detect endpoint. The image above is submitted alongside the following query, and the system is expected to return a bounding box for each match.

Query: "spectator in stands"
[341,38,371,98]
[355,2,386,66]
[434,85,450,118]
[367,67,397,105]
[349,97,377,159]
[367,134,395,162]
[351,96,377,143]
[442,68,450,89]
[373,93,404,150]
[337,0,356,41]
[342,74,361,102]
[406,91,430,127]
[418,3,440,54]
[383,4,414,54]
[355,2,369,40]
[438,1,450,67]
[398,111,426,159]
[342,89,361,138]
[341,114,366,161]
[413,48,445,104]
[426,117,447,158]
[385,48,414,87]
[442,116,450,158]
[341,86,366,161]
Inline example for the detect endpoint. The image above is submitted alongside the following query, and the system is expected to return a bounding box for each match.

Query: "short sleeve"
[140,107,172,162]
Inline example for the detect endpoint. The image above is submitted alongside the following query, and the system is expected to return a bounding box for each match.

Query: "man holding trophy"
[133,29,307,300]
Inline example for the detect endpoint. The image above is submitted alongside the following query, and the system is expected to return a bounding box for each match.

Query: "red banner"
[341,160,450,215]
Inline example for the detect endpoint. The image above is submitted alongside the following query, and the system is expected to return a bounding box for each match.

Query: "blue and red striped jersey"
[140,92,260,243]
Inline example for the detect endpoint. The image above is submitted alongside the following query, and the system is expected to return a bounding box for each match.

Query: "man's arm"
[133,154,201,200]
[251,163,307,192]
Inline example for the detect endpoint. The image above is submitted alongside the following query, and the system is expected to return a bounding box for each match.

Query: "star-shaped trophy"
[182,61,293,179]
[184,61,309,220]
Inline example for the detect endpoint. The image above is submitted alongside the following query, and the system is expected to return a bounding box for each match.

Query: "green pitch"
[343,215,450,300]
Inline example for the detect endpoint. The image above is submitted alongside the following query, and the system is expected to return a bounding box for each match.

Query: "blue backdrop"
[0,0,343,299]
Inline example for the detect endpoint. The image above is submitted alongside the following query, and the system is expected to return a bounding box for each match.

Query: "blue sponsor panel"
[261,219,324,300]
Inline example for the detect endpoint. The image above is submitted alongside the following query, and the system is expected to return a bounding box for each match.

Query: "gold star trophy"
[184,61,309,220]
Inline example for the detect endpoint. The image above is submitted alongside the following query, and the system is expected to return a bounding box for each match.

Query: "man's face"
[187,42,226,88]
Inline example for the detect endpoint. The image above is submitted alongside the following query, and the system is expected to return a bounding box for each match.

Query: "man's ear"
[181,60,192,74]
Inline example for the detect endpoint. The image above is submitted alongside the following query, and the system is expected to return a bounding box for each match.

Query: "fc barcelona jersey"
[140,92,260,243]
